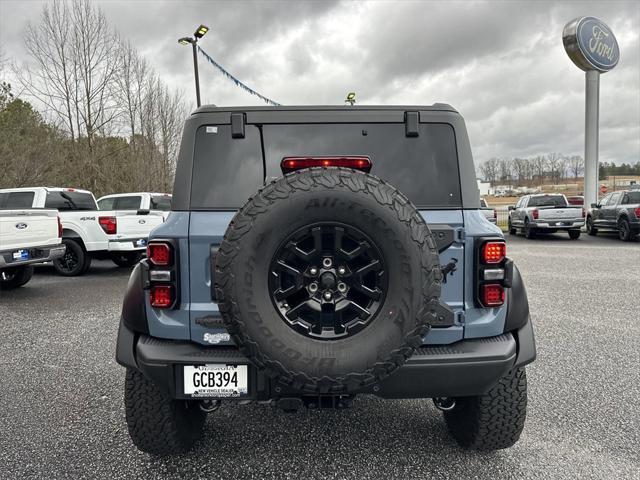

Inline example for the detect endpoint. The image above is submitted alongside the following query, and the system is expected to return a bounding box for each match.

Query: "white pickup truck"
[97,192,172,221]
[0,187,164,276]
[0,191,65,289]
[508,193,585,239]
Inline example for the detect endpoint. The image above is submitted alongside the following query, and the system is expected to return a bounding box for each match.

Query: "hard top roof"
[192,103,458,115]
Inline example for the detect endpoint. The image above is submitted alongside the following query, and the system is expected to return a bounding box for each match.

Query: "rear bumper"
[0,244,66,268]
[107,238,148,252]
[116,316,536,400]
[530,219,584,229]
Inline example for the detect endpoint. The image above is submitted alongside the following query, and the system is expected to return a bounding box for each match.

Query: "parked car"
[0,187,164,275]
[566,195,584,206]
[116,104,535,455]
[0,191,65,289]
[508,193,584,239]
[480,197,497,224]
[97,192,172,221]
[586,190,640,241]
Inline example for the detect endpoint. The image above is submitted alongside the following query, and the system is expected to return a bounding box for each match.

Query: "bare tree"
[568,155,584,179]
[545,153,563,184]
[531,155,547,185]
[479,158,499,185]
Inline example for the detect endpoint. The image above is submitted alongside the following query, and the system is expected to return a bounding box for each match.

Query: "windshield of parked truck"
[528,195,567,207]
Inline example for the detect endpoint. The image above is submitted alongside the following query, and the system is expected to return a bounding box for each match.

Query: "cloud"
[0,0,638,164]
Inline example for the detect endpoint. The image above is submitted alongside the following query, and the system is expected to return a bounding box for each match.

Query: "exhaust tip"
[433,397,456,412]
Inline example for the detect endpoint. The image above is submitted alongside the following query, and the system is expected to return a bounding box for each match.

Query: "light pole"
[178,24,209,108]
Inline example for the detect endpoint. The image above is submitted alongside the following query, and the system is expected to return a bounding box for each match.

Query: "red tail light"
[493,209,497,219]
[150,285,174,308]
[147,242,172,266]
[98,216,117,234]
[480,284,505,307]
[481,241,506,264]
[57,216,63,238]
[582,207,586,218]
[634,207,640,219]
[532,209,539,220]
[281,156,372,173]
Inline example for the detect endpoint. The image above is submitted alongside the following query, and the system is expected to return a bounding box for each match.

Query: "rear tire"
[53,239,88,276]
[618,218,632,242]
[444,368,527,451]
[586,216,597,236]
[524,220,535,239]
[0,265,34,290]
[111,252,142,268]
[568,229,581,240]
[124,368,206,455]
[508,219,516,235]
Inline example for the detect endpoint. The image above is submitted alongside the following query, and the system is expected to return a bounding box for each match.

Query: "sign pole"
[584,70,600,207]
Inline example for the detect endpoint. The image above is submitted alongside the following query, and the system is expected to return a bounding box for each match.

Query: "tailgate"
[538,207,581,220]
[0,209,59,250]
[114,212,164,238]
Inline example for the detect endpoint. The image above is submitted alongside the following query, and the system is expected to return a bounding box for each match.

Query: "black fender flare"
[121,260,149,335]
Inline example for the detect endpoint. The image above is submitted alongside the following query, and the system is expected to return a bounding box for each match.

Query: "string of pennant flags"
[197,46,281,106]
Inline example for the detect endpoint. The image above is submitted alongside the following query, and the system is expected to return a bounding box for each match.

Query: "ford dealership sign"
[563,17,619,72]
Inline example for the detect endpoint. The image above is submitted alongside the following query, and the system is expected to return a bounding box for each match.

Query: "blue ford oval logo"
[577,17,619,71]
[563,17,619,73]
[15,223,28,230]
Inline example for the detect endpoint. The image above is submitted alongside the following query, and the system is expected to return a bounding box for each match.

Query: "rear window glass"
[262,123,461,208]
[115,196,142,210]
[623,191,640,204]
[527,195,567,207]
[97,198,115,210]
[0,191,35,209]
[190,123,461,209]
[191,125,263,209]
[150,195,172,211]
[45,191,97,211]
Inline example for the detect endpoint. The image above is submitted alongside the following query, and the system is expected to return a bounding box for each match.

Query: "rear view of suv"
[116,105,536,454]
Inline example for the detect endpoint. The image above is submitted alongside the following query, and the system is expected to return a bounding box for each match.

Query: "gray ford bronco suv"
[116,105,536,455]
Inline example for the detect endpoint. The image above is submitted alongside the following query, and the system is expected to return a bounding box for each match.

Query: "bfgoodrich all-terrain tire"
[215,167,442,394]
[444,367,527,451]
[124,368,206,455]
[0,265,34,290]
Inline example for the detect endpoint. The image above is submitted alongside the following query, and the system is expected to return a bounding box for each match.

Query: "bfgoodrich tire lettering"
[444,367,527,451]
[215,167,442,394]
[124,368,206,455]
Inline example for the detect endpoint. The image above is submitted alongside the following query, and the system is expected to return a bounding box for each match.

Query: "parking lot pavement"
[1,235,638,480]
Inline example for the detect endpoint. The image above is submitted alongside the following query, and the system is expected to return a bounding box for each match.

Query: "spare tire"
[215,167,442,393]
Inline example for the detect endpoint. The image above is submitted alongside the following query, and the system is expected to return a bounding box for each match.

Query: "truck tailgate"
[537,207,582,220]
[0,209,60,251]
[113,213,164,238]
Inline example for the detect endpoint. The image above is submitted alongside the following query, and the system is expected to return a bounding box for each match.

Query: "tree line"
[478,154,640,186]
[0,0,186,197]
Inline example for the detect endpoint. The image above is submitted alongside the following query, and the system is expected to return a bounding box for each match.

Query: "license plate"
[134,238,147,247]
[183,364,248,398]
[562,222,571,226]
[12,249,29,261]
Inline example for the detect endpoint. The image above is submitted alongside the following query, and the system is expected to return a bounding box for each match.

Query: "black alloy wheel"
[268,223,387,340]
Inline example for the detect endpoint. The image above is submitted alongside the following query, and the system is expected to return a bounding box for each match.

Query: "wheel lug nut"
[322,258,333,268]
[337,282,347,293]
[323,291,332,300]
[283,303,289,309]
[338,266,346,275]
[309,283,318,293]
[309,266,318,276]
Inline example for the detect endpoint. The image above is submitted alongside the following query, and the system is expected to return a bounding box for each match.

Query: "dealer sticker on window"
[183,364,248,398]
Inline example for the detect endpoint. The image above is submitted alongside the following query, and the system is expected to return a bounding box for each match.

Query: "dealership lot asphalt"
[1,233,638,480]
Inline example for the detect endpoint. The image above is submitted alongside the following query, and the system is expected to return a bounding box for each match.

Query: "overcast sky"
[1,0,638,164]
